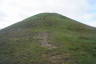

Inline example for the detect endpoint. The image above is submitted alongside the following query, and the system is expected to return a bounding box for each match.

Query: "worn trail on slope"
[38,32,56,48]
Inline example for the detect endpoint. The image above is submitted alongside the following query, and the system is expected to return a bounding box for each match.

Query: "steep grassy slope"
[0,13,96,64]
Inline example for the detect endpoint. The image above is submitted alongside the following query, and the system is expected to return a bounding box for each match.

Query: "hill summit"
[0,13,96,64]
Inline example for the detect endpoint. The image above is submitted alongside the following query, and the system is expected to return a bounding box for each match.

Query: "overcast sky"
[0,0,96,29]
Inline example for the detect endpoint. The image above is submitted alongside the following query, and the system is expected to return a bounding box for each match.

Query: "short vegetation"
[0,13,96,64]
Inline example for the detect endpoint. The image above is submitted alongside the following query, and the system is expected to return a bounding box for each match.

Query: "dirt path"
[38,32,56,48]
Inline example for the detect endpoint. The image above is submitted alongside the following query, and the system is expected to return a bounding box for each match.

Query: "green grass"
[0,13,96,64]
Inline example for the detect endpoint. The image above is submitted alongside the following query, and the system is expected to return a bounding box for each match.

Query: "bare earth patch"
[34,32,56,48]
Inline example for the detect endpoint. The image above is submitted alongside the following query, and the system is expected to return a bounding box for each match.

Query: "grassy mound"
[0,13,96,64]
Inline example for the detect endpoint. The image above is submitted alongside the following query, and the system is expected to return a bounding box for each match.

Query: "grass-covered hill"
[0,13,96,64]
